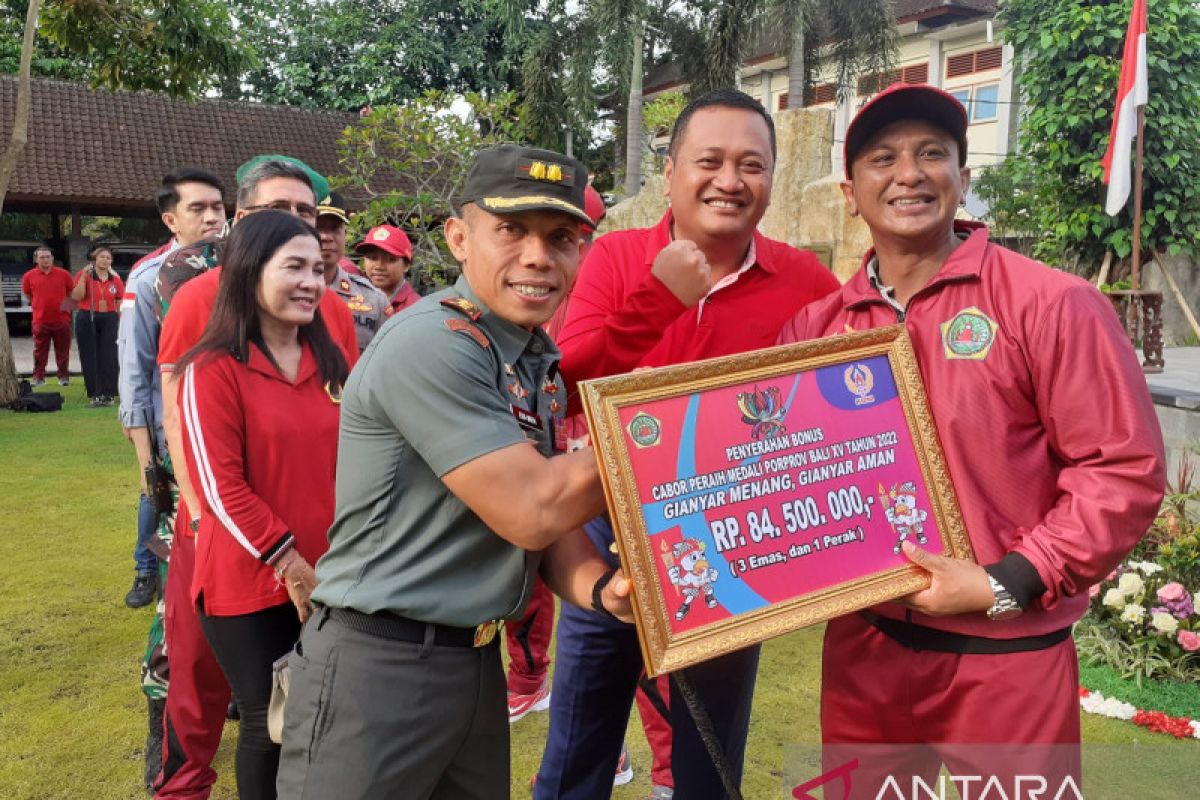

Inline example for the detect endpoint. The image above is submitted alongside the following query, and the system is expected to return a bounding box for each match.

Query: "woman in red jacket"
[177,210,347,800]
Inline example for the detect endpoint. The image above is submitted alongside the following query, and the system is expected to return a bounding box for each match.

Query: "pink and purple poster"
[617,354,943,637]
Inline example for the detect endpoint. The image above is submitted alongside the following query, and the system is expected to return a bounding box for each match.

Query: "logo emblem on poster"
[627,412,662,448]
[736,385,787,440]
[843,364,876,406]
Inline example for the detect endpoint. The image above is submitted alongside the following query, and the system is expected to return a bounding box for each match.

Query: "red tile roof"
[0,77,366,214]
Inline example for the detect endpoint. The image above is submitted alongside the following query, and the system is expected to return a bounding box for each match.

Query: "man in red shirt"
[778,83,1164,795]
[538,90,840,800]
[21,247,74,385]
[153,156,357,800]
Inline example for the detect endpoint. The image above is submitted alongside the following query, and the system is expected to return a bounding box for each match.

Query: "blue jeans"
[134,492,158,575]
[536,518,760,800]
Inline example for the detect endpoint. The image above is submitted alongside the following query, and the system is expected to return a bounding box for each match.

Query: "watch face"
[987,604,1022,621]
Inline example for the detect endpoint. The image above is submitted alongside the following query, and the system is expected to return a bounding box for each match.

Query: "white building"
[643,1,1013,181]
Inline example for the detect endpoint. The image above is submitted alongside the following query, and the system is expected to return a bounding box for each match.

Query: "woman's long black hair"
[177,210,348,389]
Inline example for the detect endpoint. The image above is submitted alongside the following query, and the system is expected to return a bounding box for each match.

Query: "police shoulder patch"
[445,318,490,349]
[940,306,999,360]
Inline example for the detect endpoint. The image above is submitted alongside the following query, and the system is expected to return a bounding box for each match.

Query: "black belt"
[330,607,499,649]
[859,610,1071,655]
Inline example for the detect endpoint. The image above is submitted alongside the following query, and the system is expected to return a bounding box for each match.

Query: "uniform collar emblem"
[508,380,530,401]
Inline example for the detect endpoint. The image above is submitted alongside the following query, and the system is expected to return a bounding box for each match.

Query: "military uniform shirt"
[312,276,565,627]
[330,265,389,352]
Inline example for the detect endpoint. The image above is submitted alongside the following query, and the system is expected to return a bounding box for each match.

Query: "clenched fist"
[651,240,713,307]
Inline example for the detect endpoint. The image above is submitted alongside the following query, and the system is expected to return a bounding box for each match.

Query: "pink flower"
[1178,630,1200,652]
[1158,582,1189,604]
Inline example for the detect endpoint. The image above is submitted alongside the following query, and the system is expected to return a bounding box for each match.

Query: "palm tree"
[686,0,896,107]
[771,0,897,108]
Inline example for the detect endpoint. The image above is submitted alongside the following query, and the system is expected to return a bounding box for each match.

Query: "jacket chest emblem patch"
[940,306,998,360]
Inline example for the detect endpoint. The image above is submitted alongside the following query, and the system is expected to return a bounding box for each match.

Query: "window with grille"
[857,63,929,95]
[946,47,1003,79]
[804,83,838,105]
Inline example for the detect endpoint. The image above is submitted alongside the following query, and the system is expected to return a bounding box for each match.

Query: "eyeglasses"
[243,201,319,221]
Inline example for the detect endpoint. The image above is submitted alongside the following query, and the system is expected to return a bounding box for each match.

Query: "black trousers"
[75,311,119,398]
[199,600,300,800]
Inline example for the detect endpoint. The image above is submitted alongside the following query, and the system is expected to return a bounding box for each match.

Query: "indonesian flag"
[1101,0,1148,216]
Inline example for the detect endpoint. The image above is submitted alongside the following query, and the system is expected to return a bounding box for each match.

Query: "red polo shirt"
[558,210,840,409]
[21,267,74,326]
[157,266,360,374]
[74,271,125,313]
[180,344,340,615]
[386,281,420,317]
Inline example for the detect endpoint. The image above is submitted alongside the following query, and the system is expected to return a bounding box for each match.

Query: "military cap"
[457,144,592,227]
[235,155,331,204]
[318,190,351,225]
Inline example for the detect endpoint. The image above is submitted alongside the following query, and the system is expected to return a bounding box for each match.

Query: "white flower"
[1194,591,1200,613]
[1120,605,1146,624]
[1150,611,1179,634]
[1117,572,1144,596]
[1103,588,1127,610]
[1080,690,1136,720]
[1132,561,1164,575]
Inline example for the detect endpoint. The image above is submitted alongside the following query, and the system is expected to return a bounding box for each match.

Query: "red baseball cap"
[844,82,969,177]
[582,185,606,235]
[355,225,412,260]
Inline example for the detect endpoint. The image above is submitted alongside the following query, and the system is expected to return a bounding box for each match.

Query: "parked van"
[0,240,44,326]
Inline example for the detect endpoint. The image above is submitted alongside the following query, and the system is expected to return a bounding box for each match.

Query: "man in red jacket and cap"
[778,82,1165,796]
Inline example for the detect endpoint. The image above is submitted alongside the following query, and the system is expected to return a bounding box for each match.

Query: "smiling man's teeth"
[513,284,550,298]
[707,200,740,208]
[893,198,927,206]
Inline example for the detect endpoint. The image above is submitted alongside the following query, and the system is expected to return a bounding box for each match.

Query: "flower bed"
[1075,460,1200,739]
[1079,686,1200,740]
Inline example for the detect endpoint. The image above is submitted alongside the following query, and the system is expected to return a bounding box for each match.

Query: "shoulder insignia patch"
[441,296,483,321]
[445,318,490,348]
[339,279,352,292]
[940,306,999,360]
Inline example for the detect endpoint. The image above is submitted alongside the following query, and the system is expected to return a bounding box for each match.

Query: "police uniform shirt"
[312,276,565,627]
[330,266,389,352]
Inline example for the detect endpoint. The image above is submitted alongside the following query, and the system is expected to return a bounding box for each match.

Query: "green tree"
[36,0,253,98]
[994,0,1200,271]
[683,0,895,103]
[333,90,525,290]
[226,0,519,111]
[0,0,39,406]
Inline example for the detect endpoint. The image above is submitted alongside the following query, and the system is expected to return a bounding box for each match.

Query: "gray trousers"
[277,608,508,800]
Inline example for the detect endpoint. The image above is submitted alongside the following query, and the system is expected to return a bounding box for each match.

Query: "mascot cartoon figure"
[667,538,720,620]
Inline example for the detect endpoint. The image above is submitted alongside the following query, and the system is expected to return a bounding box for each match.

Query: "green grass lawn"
[1,384,1194,799]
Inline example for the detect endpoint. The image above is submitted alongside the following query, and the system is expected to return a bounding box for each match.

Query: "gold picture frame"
[579,325,973,676]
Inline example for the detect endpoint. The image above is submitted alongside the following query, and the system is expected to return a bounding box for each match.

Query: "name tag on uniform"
[510,405,542,431]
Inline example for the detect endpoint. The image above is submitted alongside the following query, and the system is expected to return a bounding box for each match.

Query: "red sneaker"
[508,677,551,724]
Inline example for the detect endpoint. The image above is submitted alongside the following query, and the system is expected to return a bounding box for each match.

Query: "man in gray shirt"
[277,145,631,800]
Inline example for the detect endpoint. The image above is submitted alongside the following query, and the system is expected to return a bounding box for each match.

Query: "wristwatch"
[985,573,1022,621]
[591,567,620,621]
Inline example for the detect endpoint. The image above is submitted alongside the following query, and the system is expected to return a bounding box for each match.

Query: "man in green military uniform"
[277,144,631,800]
[316,192,389,351]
